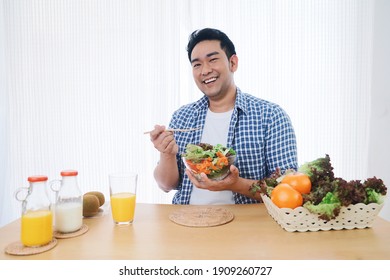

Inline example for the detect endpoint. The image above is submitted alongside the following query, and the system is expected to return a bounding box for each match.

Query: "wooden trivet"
[53,224,88,239]
[5,238,58,256]
[169,206,234,227]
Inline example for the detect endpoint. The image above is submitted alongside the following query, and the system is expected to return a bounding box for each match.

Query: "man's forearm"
[233,177,262,202]
[153,153,180,192]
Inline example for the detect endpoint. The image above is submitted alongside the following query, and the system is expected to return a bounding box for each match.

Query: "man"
[149,28,297,204]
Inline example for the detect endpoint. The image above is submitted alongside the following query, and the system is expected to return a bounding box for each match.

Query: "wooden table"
[1,203,390,260]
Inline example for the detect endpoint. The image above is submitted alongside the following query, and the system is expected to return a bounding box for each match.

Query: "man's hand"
[185,165,261,201]
[185,164,240,192]
[149,125,178,155]
[150,125,180,192]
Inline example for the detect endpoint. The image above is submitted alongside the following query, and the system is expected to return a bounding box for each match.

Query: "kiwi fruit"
[84,191,105,207]
[83,194,100,217]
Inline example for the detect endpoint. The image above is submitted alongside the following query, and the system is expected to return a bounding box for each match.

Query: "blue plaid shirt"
[169,88,298,204]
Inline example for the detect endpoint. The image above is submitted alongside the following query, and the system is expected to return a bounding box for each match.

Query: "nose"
[201,62,212,76]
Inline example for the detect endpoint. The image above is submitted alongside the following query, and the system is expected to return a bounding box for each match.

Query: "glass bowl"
[182,154,236,181]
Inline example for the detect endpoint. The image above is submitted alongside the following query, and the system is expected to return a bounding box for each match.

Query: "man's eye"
[210,58,218,62]
[193,64,201,68]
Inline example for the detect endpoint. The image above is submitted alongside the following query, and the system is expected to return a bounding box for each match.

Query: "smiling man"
[149,28,298,205]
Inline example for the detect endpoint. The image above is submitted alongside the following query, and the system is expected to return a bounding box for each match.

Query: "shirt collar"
[193,87,248,115]
[234,87,248,115]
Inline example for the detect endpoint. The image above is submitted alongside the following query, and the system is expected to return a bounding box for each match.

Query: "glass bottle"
[15,175,53,247]
[51,170,83,233]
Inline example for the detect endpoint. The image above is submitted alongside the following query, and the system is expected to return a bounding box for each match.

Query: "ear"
[229,54,238,72]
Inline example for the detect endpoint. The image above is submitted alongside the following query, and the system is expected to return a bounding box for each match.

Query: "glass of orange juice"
[109,172,138,225]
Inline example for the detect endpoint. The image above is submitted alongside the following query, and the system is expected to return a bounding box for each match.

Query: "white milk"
[55,202,83,233]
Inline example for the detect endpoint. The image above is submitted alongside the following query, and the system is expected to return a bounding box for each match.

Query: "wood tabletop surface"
[1,203,390,260]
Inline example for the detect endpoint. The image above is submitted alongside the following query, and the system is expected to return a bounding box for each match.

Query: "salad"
[182,143,236,180]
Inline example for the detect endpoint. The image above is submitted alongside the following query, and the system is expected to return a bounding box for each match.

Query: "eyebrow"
[191,51,220,64]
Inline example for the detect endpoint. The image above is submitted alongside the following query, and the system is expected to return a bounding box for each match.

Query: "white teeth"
[204,77,217,84]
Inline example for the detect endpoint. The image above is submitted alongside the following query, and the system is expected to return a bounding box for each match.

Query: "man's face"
[190,40,237,100]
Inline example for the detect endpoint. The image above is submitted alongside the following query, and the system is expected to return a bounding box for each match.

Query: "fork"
[143,127,201,134]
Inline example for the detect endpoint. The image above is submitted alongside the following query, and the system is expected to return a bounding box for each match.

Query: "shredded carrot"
[193,154,229,175]
[195,157,212,174]
[216,152,228,167]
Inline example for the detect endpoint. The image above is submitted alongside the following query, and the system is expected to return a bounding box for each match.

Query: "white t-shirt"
[189,108,235,205]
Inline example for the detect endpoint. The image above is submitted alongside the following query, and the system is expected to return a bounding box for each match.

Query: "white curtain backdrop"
[1,0,383,227]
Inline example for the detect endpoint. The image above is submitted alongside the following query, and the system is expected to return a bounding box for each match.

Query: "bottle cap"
[60,170,78,176]
[27,176,48,182]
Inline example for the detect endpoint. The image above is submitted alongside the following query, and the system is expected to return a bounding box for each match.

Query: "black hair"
[186,28,236,62]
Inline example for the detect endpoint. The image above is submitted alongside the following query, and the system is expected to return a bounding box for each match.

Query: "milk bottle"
[51,170,83,233]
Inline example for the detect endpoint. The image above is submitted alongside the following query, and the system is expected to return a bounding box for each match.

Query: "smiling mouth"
[203,77,217,84]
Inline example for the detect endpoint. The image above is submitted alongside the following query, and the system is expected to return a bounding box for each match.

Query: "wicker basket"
[261,194,384,232]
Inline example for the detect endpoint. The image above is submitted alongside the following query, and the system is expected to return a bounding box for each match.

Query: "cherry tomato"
[271,183,303,209]
[281,172,312,194]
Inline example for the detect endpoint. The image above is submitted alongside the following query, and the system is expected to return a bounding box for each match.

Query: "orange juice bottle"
[15,176,53,247]
[21,210,53,246]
